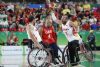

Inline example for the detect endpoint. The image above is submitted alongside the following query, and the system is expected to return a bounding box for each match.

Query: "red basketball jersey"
[42,26,56,44]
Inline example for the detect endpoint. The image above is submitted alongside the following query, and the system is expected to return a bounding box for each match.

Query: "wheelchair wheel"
[55,46,63,64]
[62,45,71,67]
[34,48,52,67]
[27,48,40,67]
[79,43,94,62]
[84,44,94,62]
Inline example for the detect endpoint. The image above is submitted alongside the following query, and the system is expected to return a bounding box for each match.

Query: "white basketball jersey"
[26,23,42,42]
[62,20,76,42]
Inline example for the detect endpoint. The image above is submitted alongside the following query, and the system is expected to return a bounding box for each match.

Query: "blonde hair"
[45,19,52,26]
[90,30,94,33]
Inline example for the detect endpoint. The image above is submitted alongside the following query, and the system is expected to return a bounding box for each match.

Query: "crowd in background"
[0,1,100,32]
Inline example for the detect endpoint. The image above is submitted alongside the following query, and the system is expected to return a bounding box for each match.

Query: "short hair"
[29,16,34,22]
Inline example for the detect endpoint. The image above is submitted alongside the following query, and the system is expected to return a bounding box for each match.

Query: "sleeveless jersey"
[62,20,76,42]
[26,23,42,42]
[42,26,56,44]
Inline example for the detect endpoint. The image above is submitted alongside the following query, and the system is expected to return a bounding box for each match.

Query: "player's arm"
[51,11,61,24]
[27,25,42,48]
[39,26,43,38]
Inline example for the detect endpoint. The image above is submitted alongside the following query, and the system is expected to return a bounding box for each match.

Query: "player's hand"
[34,43,42,49]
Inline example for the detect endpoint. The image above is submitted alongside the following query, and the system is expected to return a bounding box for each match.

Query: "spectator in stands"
[87,30,96,50]
[89,15,97,26]
[75,3,83,14]
[81,16,87,25]
[9,16,18,31]
[62,4,70,15]
[77,11,84,19]
[93,8,100,20]
[7,32,18,46]
[91,22,98,30]
[84,11,91,17]
[69,5,76,16]
[82,21,90,31]
[17,15,26,29]
[83,1,91,11]
[97,19,100,30]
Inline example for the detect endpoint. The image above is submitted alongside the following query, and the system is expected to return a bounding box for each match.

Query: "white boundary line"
[81,58,100,62]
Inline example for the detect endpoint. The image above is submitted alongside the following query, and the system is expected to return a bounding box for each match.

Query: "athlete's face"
[47,22,52,27]
[45,15,52,27]
[45,19,52,27]
[62,15,68,25]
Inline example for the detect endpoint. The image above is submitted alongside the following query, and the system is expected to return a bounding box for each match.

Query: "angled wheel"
[34,48,52,67]
[79,43,94,62]
[63,45,71,67]
[84,44,94,62]
[27,48,40,67]
[55,46,63,65]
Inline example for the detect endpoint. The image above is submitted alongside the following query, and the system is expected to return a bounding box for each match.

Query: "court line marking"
[81,58,100,62]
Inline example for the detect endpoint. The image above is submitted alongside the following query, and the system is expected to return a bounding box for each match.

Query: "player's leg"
[49,43,59,64]
[68,41,79,66]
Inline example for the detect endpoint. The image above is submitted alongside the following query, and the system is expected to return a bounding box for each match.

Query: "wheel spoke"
[28,48,51,67]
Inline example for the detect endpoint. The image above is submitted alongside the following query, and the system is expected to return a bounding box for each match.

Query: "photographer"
[87,30,96,50]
